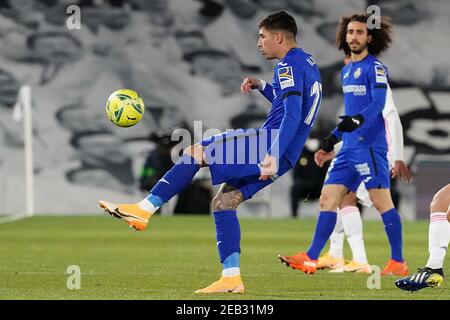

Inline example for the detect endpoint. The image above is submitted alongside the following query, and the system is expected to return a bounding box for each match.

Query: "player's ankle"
[138,198,159,213]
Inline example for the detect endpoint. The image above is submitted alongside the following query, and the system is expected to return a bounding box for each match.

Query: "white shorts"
[356,182,373,208]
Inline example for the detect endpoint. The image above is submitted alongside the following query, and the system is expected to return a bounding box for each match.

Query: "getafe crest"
[353,67,362,79]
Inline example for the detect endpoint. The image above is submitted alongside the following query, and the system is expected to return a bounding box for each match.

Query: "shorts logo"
[278,66,295,89]
[375,65,387,84]
[363,176,372,183]
[355,163,371,176]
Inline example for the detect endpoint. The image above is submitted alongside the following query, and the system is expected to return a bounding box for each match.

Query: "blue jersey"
[259,48,322,167]
[332,54,389,150]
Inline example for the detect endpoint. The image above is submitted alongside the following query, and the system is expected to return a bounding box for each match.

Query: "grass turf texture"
[0,215,448,300]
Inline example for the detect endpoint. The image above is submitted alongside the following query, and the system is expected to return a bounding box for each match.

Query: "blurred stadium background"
[0,0,449,300]
[1,0,448,219]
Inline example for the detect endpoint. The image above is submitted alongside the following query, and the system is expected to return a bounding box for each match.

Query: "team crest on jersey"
[375,65,387,84]
[353,67,362,79]
[278,66,295,89]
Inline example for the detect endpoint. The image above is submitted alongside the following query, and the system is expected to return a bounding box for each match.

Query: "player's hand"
[391,160,412,183]
[337,114,364,132]
[320,134,339,153]
[314,149,335,167]
[241,77,261,94]
[259,154,278,181]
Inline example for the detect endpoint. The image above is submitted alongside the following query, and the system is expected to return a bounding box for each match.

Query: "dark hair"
[258,10,297,38]
[336,13,393,56]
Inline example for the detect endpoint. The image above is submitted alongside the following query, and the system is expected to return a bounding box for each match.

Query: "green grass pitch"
[0,215,448,300]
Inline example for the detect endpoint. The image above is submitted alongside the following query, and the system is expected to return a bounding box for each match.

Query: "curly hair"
[336,14,393,56]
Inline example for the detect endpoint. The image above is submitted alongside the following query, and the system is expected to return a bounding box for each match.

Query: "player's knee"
[368,189,394,213]
[211,195,223,211]
[430,192,446,214]
[371,197,391,213]
[340,192,357,208]
[212,195,230,211]
[319,192,338,211]
[183,144,203,164]
[211,191,243,211]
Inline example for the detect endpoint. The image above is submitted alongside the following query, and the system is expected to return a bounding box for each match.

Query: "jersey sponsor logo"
[343,85,367,96]
[353,67,362,79]
[278,66,295,89]
[375,65,387,84]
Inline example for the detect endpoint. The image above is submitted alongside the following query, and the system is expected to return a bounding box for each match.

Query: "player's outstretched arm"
[259,154,278,181]
[314,149,335,168]
[241,77,274,102]
[241,77,261,93]
[314,135,341,167]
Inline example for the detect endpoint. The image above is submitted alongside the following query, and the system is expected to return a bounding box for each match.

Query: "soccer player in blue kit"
[279,13,409,276]
[99,10,322,293]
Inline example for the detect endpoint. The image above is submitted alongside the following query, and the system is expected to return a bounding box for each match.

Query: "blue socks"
[146,154,200,205]
[381,208,403,262]
[307,211,337,260]
[223,252,240,269]
[214,210,241,275]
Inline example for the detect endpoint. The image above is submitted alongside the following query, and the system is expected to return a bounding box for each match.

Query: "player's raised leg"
[279,184,347,274]
[195,184,245,294]
[99,144,204,231]
[396,183,450,292]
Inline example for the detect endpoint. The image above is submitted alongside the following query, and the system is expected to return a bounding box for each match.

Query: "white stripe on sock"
[222,267,240,277]
[138,199,158,213]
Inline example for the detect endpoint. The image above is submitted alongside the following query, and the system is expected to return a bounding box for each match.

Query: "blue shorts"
[200,129,293,200]
[324,147,390,192]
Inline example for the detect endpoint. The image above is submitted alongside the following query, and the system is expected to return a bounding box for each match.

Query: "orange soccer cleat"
[278,252,318,274]
[99,200,152,231]
[317,252,345,271]
[343,260,373,274]
[381,259,409,276]
[195,275,245,294]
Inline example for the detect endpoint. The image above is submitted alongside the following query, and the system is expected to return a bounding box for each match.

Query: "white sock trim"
[222,267,240,277]
[430,212,448,221]
[138,199,158,213]
[340,206,359,216]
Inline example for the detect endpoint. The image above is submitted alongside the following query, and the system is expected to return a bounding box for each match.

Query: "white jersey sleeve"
[383,85,405,167]
[333,141,343,154]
